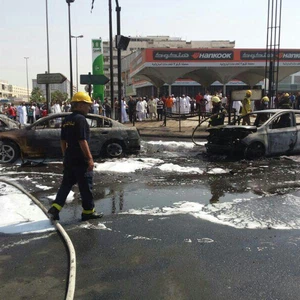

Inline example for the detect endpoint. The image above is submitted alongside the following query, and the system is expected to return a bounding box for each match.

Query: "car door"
[267,112,297,155]
[25,115,63,157]
[87,115,113,156]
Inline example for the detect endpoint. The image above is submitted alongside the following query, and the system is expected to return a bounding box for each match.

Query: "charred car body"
[206,109,300,159]
[0,114,20,132]
[0,113,141,163]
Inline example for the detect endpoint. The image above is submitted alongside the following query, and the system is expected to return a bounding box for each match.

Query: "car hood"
[206,125,257,139]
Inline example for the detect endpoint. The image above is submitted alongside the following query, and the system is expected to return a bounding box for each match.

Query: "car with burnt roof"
[0,113,141,163]
[205,109,300,159]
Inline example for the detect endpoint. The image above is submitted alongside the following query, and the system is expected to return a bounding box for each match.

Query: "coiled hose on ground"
[0,178,76,300]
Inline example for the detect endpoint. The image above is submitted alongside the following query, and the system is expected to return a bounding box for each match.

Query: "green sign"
[92,39,105,101]
[80,74,109,85]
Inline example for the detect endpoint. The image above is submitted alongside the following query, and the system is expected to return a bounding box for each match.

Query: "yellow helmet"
[246,90,252,97]
[284,93,290,98]
[71,92,92,104]
[262,96,269,102]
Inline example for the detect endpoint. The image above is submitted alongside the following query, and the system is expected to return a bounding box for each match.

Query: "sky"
[1,0,300,90]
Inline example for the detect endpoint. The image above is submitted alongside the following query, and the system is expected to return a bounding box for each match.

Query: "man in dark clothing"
[278,93,292,109]
[48,92,103,221]
[157,98,165,121]
[127,96,136,123]
[103,98,111,118]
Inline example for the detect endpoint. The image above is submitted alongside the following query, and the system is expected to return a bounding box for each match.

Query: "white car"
[206,109,300,159]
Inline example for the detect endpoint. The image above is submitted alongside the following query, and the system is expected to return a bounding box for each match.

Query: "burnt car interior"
[269,113,292,129]
[0,120,7,129]
[31,115,112,130]
[234,113,274,127]
[87,117,112,128]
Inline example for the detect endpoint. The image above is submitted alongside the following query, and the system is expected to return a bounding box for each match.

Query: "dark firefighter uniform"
[52,112,95,214]
[48,91,102,221]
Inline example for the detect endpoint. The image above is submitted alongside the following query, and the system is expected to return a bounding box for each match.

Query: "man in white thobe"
[20,103,27,124]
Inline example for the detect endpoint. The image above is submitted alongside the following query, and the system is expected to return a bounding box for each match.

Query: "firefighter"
[278,93,292,109]
[261,95,270,110]
[48,92,103,221]
[241,90,252,125]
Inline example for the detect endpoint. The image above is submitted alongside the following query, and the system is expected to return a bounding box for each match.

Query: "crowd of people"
[1,91,299,126]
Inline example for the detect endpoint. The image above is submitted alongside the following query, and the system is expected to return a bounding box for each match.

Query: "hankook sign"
[240,51,300,60]
[153,51,234,61]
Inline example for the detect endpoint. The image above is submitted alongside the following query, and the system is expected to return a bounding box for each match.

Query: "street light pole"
[45,0,50,72]
[115,0,122,122]
[66,0,75,99]
[71,35,84,92]
[24,57,29,101]
[108,0,114,118]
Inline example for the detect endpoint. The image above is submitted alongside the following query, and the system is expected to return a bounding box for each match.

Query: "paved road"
[2,212,300,300]
[2,140,300,299]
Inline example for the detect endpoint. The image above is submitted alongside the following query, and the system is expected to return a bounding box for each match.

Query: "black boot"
[48,206,60,221]
[81,211,104,221]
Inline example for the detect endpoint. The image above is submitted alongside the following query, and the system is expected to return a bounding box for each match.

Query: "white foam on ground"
[207,168,230,174]
[122,195,300,230]
[146,141,196,149]
[79,222,112,231]
[158,163,204,174]
[0,183,54,234]
[94,158,164,173]
[35,184,52,190]
[47,190,74,203]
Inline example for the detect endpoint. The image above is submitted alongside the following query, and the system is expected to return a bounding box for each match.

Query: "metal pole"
[67,2,73,98]
[75,37,78,92]
[45,0,50,72]
[24,57,29,101]
[109,0,114,118]
[45,0,51,107]
[71,35,83,92]
[116,1,122,122]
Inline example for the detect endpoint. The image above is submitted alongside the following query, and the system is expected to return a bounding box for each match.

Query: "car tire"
[105,141,124,158]
[0,141,20,163]
[244,142,265,160]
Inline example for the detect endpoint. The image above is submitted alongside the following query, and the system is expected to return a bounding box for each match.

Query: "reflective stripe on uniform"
[52,203,62,211]
[82,208,95,215]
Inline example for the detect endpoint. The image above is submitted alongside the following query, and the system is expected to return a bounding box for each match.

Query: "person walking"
[103,98,112,118]
[156,97,164,121]
[278,93,292,109]
[127,96,136,122]
[148,96,157,120]
[48,91,103,221]
[7,104,16,120]
[241,90,252,125]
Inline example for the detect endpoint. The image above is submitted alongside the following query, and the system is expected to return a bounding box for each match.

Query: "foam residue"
[158,163,204,174]
[122,195,300,230]
[79,222,112,231]
[207,168,230,174]
[146,141,196,149]
[0,182,54,234]
[47,190,75,203]
[94,158,164,173]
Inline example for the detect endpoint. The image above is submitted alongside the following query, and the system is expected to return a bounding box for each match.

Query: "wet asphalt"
[2,140,300,299]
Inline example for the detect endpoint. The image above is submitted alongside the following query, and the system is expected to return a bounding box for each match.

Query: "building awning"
[129,48,300,88]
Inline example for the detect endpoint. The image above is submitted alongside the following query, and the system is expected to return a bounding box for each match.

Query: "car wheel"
[105,141,124,158]
[0,141,20,163]
[244,142,265,160]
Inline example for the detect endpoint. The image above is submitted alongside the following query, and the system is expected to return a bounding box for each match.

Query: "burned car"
[0,114,20,132]
[0,113,141,163]
[205,109,300,159]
